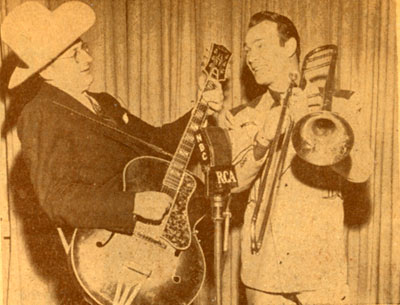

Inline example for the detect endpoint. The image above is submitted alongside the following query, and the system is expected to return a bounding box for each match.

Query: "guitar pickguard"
[162,174,196,250]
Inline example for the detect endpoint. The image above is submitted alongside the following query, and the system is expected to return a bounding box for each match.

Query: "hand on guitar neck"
[134,191,171,222]
[197,72,224,116]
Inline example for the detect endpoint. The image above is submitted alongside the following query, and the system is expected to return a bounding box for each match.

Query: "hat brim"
[8,65,42,89]
[8,1,96,89]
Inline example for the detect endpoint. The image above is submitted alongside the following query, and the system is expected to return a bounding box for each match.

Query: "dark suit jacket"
[17,83,191,234]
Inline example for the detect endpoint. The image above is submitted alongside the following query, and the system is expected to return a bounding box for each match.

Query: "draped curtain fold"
[0,0,398,304]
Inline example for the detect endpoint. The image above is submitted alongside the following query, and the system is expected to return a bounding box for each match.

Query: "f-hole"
[96,232,115,247]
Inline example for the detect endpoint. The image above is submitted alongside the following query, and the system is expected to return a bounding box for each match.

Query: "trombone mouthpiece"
[289,71,299,84]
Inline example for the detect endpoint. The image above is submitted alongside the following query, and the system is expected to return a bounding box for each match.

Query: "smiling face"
[41,40,93,94]
[245,21,294,92]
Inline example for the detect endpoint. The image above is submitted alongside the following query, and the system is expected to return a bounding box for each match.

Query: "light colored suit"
[220,88,373,295]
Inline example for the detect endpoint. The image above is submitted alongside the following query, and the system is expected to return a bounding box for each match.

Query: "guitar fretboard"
[159,42,231,199]
[161,85,212,198]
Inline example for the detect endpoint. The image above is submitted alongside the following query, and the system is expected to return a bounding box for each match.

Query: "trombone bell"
[291,111,354,166]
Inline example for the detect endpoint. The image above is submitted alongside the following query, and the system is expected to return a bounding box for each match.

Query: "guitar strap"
[52,100,174,159]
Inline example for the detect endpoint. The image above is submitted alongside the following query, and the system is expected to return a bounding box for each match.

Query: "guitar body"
[70,156,207,305]
[70,43,231,305]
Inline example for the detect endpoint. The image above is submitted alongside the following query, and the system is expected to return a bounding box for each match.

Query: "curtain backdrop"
[0,0,398,304]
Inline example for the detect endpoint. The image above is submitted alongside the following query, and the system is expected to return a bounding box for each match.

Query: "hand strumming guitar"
[133,191,171,222]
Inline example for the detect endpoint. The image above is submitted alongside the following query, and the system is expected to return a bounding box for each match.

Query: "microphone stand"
[211,192,223,305]
[194,126,237,305]
[206,171,232,305]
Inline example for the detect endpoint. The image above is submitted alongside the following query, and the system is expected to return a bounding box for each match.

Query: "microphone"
[195,126,238,196]
[195,126,237,305]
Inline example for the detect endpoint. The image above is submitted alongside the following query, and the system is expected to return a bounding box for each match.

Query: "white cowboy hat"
[1,1,96,89]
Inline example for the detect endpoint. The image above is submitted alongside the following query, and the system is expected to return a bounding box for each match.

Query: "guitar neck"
[161,81,214,197]
[160,42,231,197]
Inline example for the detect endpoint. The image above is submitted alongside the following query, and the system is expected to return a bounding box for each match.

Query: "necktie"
[86,94,104,116]
[86,94,118,127]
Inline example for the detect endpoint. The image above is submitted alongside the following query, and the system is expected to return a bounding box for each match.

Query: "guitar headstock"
[202,43,231,82]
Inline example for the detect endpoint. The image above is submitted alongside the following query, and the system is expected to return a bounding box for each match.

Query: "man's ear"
[284,37,297,59]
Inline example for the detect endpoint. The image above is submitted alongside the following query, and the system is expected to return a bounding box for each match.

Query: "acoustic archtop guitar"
[69,43,231,305]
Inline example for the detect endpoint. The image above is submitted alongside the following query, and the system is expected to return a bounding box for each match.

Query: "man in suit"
[1,2,223,303]
[219,11,373,305]
[2,0,223,235]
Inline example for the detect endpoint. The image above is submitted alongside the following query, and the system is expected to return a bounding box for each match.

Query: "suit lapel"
[40,83,172,159]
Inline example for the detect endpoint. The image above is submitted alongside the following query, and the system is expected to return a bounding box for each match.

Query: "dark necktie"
[86,95,118,127]
[86,95,104,116]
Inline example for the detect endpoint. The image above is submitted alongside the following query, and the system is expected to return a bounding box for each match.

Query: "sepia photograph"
[0,0,398,304]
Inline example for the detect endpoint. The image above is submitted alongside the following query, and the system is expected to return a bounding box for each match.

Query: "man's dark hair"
[249,11,300,61]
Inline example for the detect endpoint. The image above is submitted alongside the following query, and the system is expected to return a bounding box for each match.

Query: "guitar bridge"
[124,262,152,278]
[134,232,167,249]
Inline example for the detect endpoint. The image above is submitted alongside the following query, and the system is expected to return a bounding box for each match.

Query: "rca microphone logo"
[215,169,237,185]
[209,166,238,190]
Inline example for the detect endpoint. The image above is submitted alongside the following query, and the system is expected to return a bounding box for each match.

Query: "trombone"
[250,45,354,254]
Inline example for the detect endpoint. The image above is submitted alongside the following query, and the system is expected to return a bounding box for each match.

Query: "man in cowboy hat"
[1,2,223,302]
